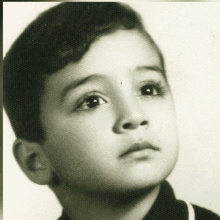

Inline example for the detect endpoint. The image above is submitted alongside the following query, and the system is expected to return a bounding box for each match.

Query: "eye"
[141,84,160,96]
[77,95,107,110]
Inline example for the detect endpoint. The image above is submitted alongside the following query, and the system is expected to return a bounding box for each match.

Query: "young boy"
[3,3,220,220]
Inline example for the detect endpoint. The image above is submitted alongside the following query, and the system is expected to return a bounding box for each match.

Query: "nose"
[113,101,148,134]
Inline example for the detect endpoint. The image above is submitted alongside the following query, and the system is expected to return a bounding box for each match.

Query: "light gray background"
[3,2,220,220]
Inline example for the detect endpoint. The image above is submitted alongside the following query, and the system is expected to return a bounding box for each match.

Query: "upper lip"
[119,142,160,158]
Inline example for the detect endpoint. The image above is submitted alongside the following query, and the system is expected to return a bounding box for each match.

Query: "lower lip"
[124,148,157,159]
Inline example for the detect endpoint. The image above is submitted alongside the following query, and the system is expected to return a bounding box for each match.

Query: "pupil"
[142,85,153,95]
[86,96,99,108]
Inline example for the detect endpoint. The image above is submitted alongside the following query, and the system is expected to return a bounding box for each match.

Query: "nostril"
[123,123,132,129]
[123,121,147,129]
[122,120,147,130]
[140,121,147,126]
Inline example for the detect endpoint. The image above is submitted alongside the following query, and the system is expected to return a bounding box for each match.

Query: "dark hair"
[4,2,164,143]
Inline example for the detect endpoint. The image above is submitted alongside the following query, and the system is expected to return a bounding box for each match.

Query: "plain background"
[3,2,220,220]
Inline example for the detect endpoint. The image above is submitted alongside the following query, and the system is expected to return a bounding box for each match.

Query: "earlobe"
[13,139,53,185]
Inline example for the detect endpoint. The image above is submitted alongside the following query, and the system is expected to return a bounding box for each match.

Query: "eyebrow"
[135,65,164,75]
[60,74,102,103]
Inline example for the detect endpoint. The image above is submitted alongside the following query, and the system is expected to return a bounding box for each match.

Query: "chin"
[125,162,177,191]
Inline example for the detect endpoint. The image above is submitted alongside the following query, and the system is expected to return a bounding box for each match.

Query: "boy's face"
[41,30,178,193]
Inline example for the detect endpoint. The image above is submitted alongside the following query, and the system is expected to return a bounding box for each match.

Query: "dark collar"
[144,181,187,220]
[58,181,187,220]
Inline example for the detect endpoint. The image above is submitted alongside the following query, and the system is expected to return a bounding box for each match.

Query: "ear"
[13,139,53,185]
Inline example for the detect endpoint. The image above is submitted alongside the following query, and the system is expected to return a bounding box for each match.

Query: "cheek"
[149,101,179,175]
[149,100,178,148]
[43,110,114,163]
[43,113,119,189]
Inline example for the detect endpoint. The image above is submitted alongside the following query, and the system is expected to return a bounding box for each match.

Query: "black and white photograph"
[3,2,220,220]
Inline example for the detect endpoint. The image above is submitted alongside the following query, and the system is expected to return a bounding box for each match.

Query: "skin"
[15,29,179,220]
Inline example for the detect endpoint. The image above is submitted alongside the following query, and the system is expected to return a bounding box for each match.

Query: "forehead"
[48,30,162,81]
[76,30,162,74]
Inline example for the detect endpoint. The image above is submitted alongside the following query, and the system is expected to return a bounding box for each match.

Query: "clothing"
[142,181,220,220]
[58,181,220,220]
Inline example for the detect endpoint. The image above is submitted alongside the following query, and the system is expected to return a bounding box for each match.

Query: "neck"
[51,182,160,220]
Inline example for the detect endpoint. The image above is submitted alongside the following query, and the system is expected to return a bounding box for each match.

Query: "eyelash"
[139,81,166,97]
[75,82,166,111]
[76,91,107,111]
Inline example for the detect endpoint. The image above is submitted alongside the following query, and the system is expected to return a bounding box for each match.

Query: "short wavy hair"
[4,2,164,143]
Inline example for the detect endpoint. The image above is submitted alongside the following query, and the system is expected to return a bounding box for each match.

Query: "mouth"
[119,142,160,158]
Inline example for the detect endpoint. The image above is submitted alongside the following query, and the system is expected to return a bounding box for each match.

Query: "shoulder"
[193,204,220,220]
